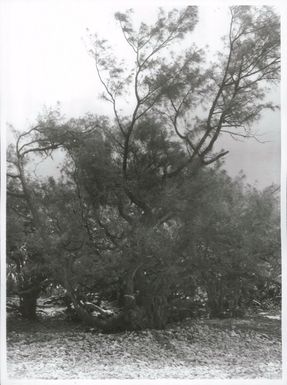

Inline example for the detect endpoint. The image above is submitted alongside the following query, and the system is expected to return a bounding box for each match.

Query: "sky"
[0,0,281,189]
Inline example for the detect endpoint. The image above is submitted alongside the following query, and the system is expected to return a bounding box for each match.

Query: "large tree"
[6,6,280,328]
[85,5,280,326]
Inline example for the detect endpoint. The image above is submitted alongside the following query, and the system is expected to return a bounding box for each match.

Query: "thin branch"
[20,143,63,158]
[202,150,229,165]
[118,20,137,54]
[94,52,125,136]
[220,129,269,143]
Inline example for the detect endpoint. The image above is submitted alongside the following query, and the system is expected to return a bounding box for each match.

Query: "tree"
[177,169,280,317]
[6,6,280,328]
[6,112,106,319]
[7,141,51,319]
[85,5,280,326]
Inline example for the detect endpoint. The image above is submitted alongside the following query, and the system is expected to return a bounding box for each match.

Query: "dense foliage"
[6,5,280,330]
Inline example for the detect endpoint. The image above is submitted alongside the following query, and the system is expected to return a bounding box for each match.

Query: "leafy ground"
[7,311,281,380]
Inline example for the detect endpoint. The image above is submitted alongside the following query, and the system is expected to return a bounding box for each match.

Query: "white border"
[0,1,286,385]
[0,0,7,382]
[280,0,287,383]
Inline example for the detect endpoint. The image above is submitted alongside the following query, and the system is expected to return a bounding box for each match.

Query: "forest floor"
[6,308,281,380]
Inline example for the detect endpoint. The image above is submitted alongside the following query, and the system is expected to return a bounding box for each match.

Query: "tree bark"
[19,289,40,320]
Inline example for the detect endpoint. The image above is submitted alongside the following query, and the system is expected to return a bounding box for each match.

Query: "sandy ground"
[6,313,281,380]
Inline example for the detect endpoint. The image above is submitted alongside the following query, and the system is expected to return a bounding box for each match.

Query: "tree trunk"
[145,295,169,329]
[206,282,221,318]
[132,271,170,329]
[19,289,39,319]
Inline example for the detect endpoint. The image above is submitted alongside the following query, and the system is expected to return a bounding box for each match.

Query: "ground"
[6,307,281,380]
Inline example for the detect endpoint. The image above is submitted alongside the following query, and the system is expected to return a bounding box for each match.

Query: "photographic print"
[1,0,283,382]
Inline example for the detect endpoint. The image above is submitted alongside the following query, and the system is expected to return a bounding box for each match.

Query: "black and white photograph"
[0,0,285,382]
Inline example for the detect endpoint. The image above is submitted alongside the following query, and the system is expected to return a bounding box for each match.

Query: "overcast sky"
[1,1,281,189]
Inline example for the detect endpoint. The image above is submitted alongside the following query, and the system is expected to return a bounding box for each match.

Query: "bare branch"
[202,150,229,165]
[220,129,270,143]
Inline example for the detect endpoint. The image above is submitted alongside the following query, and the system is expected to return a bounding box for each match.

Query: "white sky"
[0,0,281,189]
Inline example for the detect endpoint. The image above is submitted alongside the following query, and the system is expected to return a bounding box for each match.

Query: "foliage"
[176,169,280,317]
[6,5,280,328]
